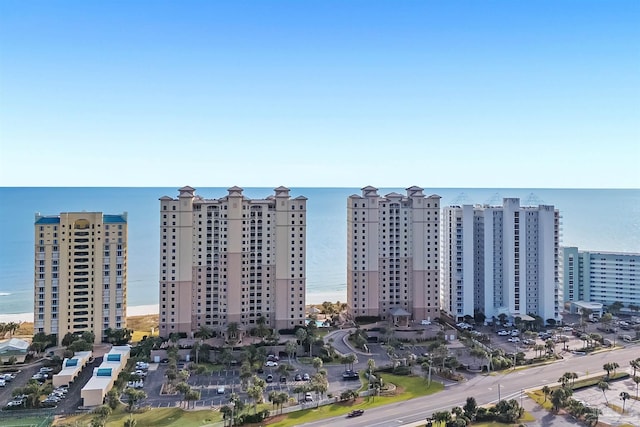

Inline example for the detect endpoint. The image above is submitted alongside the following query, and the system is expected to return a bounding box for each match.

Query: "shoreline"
[0,304,160,324]
[0,291,346,324]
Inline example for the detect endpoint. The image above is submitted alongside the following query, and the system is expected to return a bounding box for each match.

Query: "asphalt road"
[299,345,640,427]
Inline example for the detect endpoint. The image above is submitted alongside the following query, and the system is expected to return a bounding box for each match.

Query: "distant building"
[442,198,562,323]
[562,248,639,311]
[347,186,441,321]
[34,212,127,345]
[158,186,307,337]
[0,338,29,363]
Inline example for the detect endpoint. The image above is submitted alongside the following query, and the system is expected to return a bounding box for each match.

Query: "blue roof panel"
[104,215,127,224]
[35,217,60,224]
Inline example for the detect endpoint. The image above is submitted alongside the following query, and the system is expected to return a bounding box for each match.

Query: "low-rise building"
[53,351,92,387]
[81,345,129,406]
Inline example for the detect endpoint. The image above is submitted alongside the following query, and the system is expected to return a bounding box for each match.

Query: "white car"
[421,320,431,325]
[508,337,520,343]
[497,330,509,336]
[265,361,278,367]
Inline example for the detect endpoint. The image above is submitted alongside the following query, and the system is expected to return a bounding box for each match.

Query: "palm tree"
[176,382,191,408]
[620,391,630,413]
[195,325,214,340]
[123,388,146,423]
[312,357,323,373]
[220,405,233,427]
[630,358,640,377]
[545,339,556,355]
[276,392,288,413]
[603,362,620,377]
[255,316,270,340]
[558,374,570,388]
[433,411,452,425]
[633,375,640,398]
[285,340,297,363]
[584,407,602,427]
[541,385,551,402]
[598,381,609,404]
[185,389,200,409]
[268,390,279,411]
[6,322,19,337]
[295,328,307,347]
[226,322,240,346]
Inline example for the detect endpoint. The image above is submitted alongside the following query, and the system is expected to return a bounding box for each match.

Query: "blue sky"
[1,1,638,188]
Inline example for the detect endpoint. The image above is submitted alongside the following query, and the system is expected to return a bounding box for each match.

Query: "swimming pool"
[305,319,329,328]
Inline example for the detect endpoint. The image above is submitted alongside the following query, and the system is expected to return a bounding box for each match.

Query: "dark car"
[347,410,364,418]
[342,370,359,380]
[294,374,302,381]
[266,374,273,383]
[280,376,287,383]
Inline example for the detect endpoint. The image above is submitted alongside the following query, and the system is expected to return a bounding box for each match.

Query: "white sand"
[0,304,160,324]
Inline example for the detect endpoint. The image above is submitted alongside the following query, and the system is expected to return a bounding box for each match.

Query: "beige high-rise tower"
[347,186,441,322]
[159,186,307,337]
[34,212,128,345]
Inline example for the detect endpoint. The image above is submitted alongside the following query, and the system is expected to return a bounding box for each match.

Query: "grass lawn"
[1,415,53,427]
[54,407,222,427]
[267,373,444,427]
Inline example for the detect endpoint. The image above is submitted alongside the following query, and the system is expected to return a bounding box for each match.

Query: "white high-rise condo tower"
[442,198,562,324]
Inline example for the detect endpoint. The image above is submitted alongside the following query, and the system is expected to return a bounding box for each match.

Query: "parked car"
[294,374,302,381]
[304,392,313,402]
[497,330,509,336]
[265,361,278,367]
[217,386,225,395]
[40,367,54,373]
[508,337,520,343]
[302,373,310,381]
[266,374,273,383]
[5,399,24,408]
[0,379,5,387]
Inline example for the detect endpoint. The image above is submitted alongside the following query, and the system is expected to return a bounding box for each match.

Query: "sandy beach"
[0,304,160,324]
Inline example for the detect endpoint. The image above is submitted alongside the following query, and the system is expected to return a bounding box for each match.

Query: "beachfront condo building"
[562,248,639,312]
[34,212,128,345]
[442,198,562,323]
[159,186,307,337]
[347,186,441,322]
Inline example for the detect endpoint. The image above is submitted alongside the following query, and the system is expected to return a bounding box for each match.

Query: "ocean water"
[1,187,638,316]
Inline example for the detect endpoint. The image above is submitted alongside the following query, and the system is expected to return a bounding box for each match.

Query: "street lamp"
[229,402,235,427]
[520,388,523,408]
[498,382,501,401]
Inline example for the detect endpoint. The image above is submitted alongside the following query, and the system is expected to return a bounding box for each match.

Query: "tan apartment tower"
[159,186,307,337]
[347,186,441,322]
[34,212,128,345]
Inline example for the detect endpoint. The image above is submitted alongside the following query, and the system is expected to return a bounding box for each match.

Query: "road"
[300,345,640,427]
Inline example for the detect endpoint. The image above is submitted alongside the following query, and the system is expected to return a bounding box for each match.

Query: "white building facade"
[442,198,562,323]
[159,186,307,337]
[562,248,639,311]
[347,186,441,321]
